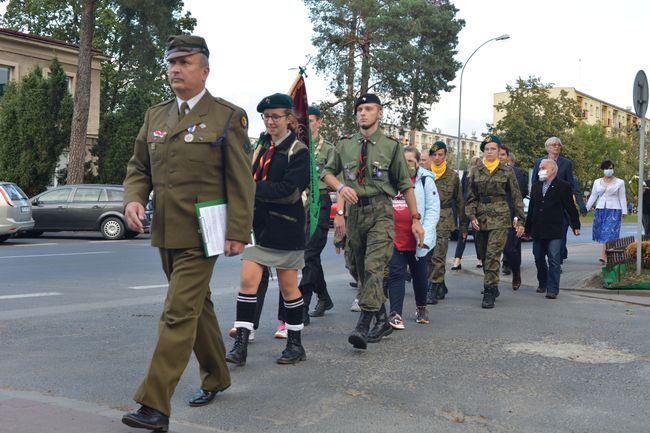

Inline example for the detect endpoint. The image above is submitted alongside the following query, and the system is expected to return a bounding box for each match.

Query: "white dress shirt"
[586,177,627,214]
[176,88,206,114]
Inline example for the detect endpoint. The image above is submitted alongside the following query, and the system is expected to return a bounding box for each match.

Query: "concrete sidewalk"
[458,239,650,307]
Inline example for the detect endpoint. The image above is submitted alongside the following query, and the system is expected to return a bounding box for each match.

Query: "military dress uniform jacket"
[251,132,310,250]
[314,136,334,192]
[123,91,254,249]
[321,129,412,197]
[466,163,525,231]
[434,167,466,233]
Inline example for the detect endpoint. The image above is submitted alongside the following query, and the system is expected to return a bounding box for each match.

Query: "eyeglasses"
[261,114,289,122]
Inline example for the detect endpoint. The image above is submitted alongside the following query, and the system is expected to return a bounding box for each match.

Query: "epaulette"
[213,96,245,113]
[152,97,175,108]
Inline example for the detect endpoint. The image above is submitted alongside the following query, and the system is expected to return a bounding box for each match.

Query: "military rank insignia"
[240,115,248,129]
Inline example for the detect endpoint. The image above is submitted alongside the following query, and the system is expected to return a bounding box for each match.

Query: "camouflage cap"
[165,35,210,60]
[257,93,293,112]
[480,134,503,152]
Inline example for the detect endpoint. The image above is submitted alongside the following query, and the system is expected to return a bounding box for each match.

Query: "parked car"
[28,184,149,240]
[0,181,35,242]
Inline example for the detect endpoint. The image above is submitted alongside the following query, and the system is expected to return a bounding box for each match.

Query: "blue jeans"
[386,247,428,315]
[532,238,562,295]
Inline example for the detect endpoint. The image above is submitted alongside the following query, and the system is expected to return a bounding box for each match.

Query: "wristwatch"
[336,210,344,216]
[411,212,422,220]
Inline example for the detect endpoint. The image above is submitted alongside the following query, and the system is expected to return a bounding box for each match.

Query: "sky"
[185,0,649,138]
[2,1,648,138]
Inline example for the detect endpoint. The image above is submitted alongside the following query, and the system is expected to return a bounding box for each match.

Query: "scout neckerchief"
[483,158,499,173]
[253,142,277,181]
[431,161,447,180]
[357,137,369,185]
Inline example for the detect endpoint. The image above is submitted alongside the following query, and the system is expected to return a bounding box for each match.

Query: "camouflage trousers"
[474,228,509,287]
[428,229,451,283]
[347,196,394,312]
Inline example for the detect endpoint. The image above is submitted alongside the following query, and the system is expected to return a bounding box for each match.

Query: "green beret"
[257,93,293,112]
[165,35,209,60]
[480,134,503,152]
[354,93,382,112]
[308,105,322,117]
[429,141,447,154]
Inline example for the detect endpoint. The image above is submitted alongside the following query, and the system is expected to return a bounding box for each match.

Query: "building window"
[47,72,73,93]
[0,65,13,96]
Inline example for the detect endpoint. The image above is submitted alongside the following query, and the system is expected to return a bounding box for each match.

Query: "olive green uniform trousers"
[346,196,394,311]
[134,247,230,416]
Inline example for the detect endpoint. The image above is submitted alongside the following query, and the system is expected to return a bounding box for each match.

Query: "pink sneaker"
[274,321,287,339]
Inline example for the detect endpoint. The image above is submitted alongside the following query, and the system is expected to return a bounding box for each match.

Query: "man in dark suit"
[531,136,586,264]
[525,159,580,299]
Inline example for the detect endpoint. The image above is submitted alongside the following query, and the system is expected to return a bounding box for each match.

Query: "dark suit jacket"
[525,177,580,240]
[513,165,528,198]
[532,155,585,212]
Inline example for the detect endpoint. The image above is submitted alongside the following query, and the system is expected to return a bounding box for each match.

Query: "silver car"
[0,181,35,242]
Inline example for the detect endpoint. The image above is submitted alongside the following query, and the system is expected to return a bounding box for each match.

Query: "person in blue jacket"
[385,146,440,329]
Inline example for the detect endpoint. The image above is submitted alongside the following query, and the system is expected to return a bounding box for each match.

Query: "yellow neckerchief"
[430,161,447,180]
[482,158,499,173]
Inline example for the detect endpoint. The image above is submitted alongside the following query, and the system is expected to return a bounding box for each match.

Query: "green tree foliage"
[1,0,195,183]
[493,77,582,171]
[304,0,463,137]
[0,59,73,196]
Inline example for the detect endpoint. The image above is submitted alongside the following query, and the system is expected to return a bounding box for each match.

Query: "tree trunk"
[359,32,371,95]
[344,14,358,134]
[67,0,96,184]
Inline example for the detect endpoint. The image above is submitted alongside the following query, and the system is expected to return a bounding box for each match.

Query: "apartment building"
[383,124,482,162]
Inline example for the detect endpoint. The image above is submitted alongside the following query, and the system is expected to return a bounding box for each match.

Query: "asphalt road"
[1,230,649,433]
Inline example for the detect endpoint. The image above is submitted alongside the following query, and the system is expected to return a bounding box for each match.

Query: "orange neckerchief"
[482,158,499,173]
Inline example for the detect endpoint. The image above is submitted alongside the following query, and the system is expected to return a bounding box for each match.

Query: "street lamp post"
[455,34,510,171]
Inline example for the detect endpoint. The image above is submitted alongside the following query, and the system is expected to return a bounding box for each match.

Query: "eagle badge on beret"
[265,98,271,104]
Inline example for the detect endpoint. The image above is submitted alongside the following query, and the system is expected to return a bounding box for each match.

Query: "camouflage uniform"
[322,129,411,311]
[466,163,524,293]
[428,167,467,287]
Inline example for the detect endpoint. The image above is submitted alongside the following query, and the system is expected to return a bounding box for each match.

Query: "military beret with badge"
[257,93,293,112]
[354,93,382,112]
[165,35,210,60]
[307,105,322,118]
[480,134,504,152]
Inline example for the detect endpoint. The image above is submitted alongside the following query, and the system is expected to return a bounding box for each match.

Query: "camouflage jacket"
[434,167,466,232]
[466,162,524,231]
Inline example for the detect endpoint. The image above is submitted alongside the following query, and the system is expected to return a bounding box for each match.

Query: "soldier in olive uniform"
[466,135,524,309]
[427,141,467,302]
[122,36,254,432]
[322,93,424,350]
[301,105,336,319]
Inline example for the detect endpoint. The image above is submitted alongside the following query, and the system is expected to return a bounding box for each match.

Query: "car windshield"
[1,184,27,201]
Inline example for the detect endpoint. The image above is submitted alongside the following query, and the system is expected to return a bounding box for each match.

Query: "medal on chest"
[184,125,197,142]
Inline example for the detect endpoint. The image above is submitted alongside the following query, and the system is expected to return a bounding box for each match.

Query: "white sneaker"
[274,321,287,339]
[388,312,405,330]
[248,329,255,342]
[350,298,361,312]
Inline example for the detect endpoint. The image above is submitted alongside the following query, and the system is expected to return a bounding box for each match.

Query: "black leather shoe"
[349,281,358,288]
[122,405,169,432]
[536,286,546,293]
[309,297,334,317]
[188,388,222,407]
[545,293,557,299]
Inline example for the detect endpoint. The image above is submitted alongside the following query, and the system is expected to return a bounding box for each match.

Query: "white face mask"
[538,169,549,181]
[604,169,614,177]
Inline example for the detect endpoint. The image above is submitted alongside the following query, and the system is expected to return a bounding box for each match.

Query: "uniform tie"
[253,142,276,181]
[178,101,189,122]
[357,138,369,185]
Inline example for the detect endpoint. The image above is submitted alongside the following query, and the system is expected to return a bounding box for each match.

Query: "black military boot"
[348,310,374,349]
[225,328,250,366]
[309,294,334,317]
[302,293,311,326]
[367,304,393,343]
[481,285,496,309]
[277,330,307,364]
[426,284,439,305]
[512,269,521,291]
[436,280,449,300]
